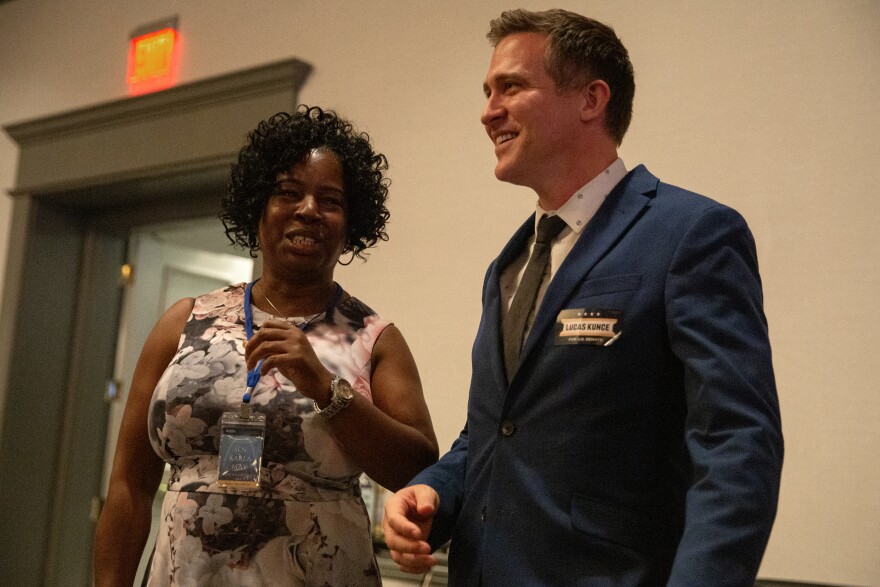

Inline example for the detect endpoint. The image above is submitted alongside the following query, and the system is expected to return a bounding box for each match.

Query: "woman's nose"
[294,194,320,219]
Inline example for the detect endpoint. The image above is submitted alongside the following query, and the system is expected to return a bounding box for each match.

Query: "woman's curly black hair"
[220,105,390,261]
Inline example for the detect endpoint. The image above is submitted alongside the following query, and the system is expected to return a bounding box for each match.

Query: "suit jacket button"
[500,421,516,436]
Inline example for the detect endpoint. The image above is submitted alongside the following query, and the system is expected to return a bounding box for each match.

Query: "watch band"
[313,375,353,418]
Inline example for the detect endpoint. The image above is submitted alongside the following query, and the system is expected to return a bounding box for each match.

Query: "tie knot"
[536,214,567,245]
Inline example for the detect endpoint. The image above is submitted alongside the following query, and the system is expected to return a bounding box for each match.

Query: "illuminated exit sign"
[127,17,180,95]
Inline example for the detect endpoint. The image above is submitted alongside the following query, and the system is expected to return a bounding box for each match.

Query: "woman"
[94,106,439,586]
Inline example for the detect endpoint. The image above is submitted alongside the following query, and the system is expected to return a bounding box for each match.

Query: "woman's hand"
[246,318,438,491]
[244,319,332,405]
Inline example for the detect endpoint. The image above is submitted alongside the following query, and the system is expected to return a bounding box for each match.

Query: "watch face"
[336,378,354,400]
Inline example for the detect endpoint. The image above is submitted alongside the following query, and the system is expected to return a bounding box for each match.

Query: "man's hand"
[383,484,440,574]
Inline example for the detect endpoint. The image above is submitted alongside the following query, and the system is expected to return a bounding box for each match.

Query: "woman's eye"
[319,194,345,210]
[271,190,344,211]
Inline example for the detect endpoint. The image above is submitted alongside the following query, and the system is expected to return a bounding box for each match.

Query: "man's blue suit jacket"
[411,165,784,586]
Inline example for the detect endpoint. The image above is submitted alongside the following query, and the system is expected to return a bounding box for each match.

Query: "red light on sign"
[127,26,179,94]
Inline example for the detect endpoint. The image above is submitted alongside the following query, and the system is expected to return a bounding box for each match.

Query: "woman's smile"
[260,148,348,279]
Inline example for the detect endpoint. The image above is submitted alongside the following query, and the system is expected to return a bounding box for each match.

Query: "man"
[383,8,783,586]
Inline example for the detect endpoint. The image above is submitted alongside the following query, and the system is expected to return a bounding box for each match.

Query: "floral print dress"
[146,283,388,586]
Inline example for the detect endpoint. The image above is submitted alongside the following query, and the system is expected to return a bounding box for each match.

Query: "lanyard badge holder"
[218,282,266,489]
[217,281,342,489]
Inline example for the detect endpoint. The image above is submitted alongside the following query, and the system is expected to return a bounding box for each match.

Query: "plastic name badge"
[217,411,266,489]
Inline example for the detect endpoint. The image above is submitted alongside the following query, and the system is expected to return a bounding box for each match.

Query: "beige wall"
[1,1,878,584]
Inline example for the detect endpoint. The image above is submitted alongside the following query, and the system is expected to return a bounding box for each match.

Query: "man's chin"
[494,164,527,187]
[494,160,513,182]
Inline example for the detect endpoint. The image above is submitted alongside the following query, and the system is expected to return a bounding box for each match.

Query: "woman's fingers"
[244,321,330,400]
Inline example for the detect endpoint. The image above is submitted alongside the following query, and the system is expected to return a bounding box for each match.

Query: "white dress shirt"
[500,158,629,338]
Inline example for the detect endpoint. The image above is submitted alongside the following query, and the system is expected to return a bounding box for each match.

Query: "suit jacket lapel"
[485,215,536,391]
[517,165,659,373]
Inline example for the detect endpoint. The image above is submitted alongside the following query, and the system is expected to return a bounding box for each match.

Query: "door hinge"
[120,263,134,286]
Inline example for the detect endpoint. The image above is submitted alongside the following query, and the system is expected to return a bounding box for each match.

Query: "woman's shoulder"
[337,294,386,322]
[335,294,393,333]
[191,282,246,320]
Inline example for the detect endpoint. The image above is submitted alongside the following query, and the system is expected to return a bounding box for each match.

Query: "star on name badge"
[555,308,622,346]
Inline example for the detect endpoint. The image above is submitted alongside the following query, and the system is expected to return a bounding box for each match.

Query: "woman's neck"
[254,275,337,318]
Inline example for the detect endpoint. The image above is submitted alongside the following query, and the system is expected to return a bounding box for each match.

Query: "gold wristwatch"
[313,375,354,418]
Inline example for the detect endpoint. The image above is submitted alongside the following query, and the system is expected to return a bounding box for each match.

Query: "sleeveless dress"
[146,283,388,586]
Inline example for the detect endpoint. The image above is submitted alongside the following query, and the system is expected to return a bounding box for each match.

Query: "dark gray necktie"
[503,214,567,381]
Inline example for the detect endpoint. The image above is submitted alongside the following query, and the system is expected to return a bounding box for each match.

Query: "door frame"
[0,58,310,587]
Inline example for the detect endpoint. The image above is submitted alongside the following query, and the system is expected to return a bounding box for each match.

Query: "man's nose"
[480,93,504,127]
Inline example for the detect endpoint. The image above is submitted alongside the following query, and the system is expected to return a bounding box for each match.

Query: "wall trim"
[5,58,311,145]
[4,58,312,197]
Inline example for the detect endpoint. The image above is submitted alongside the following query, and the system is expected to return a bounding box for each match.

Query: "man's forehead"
[487,34,547,71]
[492,32,549,60]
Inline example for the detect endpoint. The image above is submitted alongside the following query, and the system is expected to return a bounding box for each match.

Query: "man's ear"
[580,79,611,123]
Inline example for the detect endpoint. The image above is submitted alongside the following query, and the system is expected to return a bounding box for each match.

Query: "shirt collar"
[535,158,629,234]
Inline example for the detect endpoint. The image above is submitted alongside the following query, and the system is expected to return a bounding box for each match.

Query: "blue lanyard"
[241,280,342,404]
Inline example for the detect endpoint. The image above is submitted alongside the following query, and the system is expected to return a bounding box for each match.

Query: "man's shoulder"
[625,165,724,207]
[643,173,738,219]
[656,181,721,210]
[621,167,751,236]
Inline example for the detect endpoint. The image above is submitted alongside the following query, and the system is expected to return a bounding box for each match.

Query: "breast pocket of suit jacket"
[554,273,642,348]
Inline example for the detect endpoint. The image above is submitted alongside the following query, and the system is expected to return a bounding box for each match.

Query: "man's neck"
[535,149,619,210]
